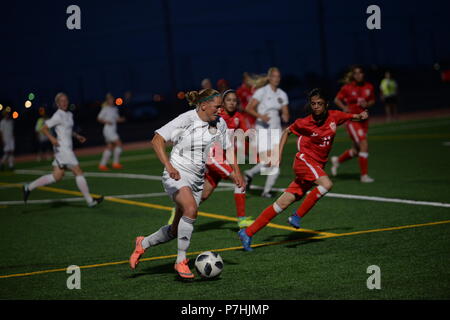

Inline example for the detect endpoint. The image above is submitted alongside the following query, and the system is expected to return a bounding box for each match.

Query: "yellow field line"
[0,182,336,236]
[1,219,449,279]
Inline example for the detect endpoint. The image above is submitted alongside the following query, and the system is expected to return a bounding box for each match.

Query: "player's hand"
[234,174,246,190]
[50,138,59,147]
[342,105,349,112]
[77,135,87,144]
[359,100,368,108]
[260,114,270,123]
[166,164,180,180]
[359,110,369,121]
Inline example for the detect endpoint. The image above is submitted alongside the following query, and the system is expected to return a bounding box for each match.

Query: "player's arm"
[72,131,86,143]
[276,127,293,167]
[281,105,289,124]
[40,125,59,146]
[334,96,349,112]
[226,146,245,189]
[245,98,270,123]
[97,117,113,125]
[350,110,369,122]
[151,133,180,180]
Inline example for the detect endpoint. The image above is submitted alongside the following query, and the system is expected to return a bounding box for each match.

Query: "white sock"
[8,155,14,168]
[245,163,264,177]
[142,225,175,249]
[100,149,112,166]
[176,216,196,264]
[75,175,93,204]
[28,174,56,191]
[113,146,122,164]
[263,169,280,194]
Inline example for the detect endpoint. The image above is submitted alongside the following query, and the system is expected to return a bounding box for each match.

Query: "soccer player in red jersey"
[236,72,257,129]
[330,65,376,183]
[238,88,368,251]
[203,89,253,228]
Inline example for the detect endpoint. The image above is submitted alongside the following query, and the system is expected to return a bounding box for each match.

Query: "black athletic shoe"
[23,184,31,203]
[88,195,104,208]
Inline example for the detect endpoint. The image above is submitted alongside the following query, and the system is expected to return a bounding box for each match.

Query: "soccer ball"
[195,251,223,278]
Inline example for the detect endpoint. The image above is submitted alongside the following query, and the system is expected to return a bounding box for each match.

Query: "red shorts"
[285,154,326,197]
[205,161,233,188]
[346,121,368,144]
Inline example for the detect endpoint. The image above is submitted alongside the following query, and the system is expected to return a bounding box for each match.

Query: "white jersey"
[252,84,289,129]
[155,109,230,181]
[0,119,14,142]
[97,105,120,135]
[45,109,74,149]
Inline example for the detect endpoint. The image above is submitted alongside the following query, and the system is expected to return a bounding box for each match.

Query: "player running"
[97,93,126,171]
[243,67,290,198]
[238,88,368,251]
[22,92,103,207]
[129,88,244,279]
[0,109,15,170]
[330,65,375,183]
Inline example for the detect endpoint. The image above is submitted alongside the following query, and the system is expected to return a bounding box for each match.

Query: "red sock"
[246,204,279,237]
[338,149,355,163]
[358,156,368,175]
[295,186,325,218]
[234,193,246,218]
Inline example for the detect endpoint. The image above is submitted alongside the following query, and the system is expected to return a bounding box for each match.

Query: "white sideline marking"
[9,170,450,209]
[0,188,233,206]
[443,142,450,146]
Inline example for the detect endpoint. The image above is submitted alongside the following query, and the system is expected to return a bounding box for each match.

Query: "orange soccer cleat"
[112,163,123,169]
[174,259,194,279]
[129,236,145,270]
[98,165,109,171]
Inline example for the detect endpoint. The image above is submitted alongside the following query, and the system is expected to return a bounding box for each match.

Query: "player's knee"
[182,204,198,219]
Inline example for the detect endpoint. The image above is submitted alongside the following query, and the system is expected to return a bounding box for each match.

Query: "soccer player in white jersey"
[129,88,244,279]
[0,110,15,170]
[97,93,125,170]
[22,92,103,207]
[243,67,290,197]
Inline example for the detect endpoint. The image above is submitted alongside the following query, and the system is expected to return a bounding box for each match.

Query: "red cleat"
[129,236,145,270]
[112,163,123,169]
[98,165,109,171]
[174,259,194,279]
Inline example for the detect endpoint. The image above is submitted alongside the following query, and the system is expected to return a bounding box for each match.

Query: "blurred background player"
[216,78,230,93]
[35,107,52,161]
[243,67,290,197]
[331,65,376,183]
[129,88,244,279]
[97,93,126,171]
[380,71,399,123]
[202,89,252,228]
[238,89,368,251]
[22,92,103,207]
[236,72,257,129]
[201,78,212,90]
[0,109,15,170]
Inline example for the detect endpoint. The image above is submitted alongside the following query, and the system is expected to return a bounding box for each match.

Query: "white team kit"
[0,118,15,152]
[45,109,79,168]
[97,105,120,143]
[252,84,289,152]
[155,109,231,205]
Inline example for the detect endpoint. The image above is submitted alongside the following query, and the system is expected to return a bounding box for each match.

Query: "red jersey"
[336,81,375,114]
[219,109,248,131]
[236,83,256,128]
[289,110,354,165]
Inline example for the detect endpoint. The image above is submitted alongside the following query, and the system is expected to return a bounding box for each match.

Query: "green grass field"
[1,116,450,300]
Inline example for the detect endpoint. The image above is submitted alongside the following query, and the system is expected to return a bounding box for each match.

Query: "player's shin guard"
[75,175,93,204]
[100,149,112,166]
[358,152,369,176]
[28,174,56,191]
[246,202,283,237]
[142,225,175,249]
[113,146,122,164]
[234,186,246,218]
[338,149,355,163]
[176,216,196,264]
[295,185,328,217]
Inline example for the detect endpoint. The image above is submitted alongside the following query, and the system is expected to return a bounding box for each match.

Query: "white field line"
[8,170,450,209]
[0,188,234,206]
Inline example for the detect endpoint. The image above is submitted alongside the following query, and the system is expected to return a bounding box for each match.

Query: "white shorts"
[3,140,14,152]
[103,128,120,143]
[162,169,204,206]
[52,147,79,169]
[256,127,281,153]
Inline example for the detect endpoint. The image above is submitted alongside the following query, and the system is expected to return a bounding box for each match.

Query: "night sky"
[1,0,450,108]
